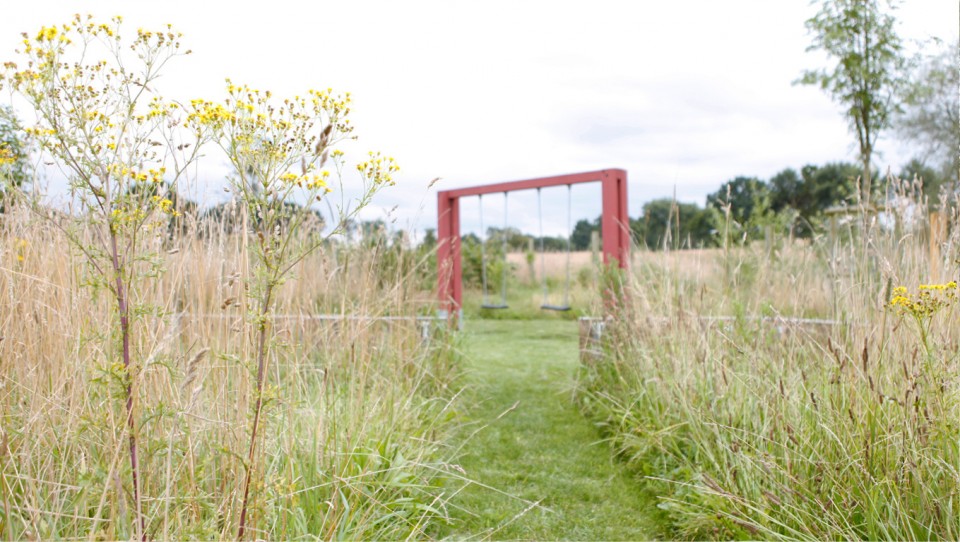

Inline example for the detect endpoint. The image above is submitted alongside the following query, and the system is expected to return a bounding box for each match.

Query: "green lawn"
[442,319,658,540]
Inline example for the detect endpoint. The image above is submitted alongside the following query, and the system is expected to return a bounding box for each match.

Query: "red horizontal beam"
[438,169,625,199]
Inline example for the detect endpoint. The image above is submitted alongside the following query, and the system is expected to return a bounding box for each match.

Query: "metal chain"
[537,187,547,305]
[500,192,509,306]
[478,194,490,305]
[564,184,572,307]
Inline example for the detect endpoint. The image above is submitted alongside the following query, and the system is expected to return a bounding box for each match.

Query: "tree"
[897,40,959,187]
[420,228,437,249]
[706,176,770,225]
[798,0,907,201]
[769,168,803,213]
[768,165,858,236]
[570,217,599,250]
[638,198,716,250]
[799,161,861,213]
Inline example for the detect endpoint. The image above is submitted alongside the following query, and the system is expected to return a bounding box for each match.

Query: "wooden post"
[590,230,600,265]
[929,211,945,282]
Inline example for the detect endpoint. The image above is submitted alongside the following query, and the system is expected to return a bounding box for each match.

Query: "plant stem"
[237,283,274,540]
[109,231,145,541]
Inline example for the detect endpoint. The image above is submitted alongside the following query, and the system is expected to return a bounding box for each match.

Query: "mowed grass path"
[444,319,657,540]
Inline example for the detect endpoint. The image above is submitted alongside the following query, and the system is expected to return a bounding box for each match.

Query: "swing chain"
[537,185,573,311]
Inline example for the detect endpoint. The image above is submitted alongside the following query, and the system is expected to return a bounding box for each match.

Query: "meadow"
[0,207,461,540]
[3,173,959,541]
[576,182,960,540]
[2,13,956,542]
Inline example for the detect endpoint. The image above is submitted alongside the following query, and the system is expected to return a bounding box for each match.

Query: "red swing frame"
[437,169,629,313]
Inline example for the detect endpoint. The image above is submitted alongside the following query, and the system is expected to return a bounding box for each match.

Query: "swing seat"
[540,304,571,312]
[481,303,510,310]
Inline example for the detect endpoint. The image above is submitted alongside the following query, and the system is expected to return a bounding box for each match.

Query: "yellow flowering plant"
[889,281,958,355]
[0,16,202,540]
[190,81,397,538]
[13,237,27,263]
[0,106,33,205]
[0,145,13,165]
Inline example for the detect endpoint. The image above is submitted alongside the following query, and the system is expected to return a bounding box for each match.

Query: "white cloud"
[1,0,956,237]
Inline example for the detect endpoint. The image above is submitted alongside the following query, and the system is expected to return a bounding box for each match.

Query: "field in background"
[507,249,725,283]
[506,250,594,281]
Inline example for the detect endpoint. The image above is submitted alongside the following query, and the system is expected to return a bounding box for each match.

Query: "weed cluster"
[0,209,460,539]
[578,178,960,539]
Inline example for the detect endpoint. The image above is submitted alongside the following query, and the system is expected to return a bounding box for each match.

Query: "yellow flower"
[355,151,399,186]
[35,26,58,42]
[0,147,15,165]
[14,238,28,262]
[889,282,957,318]
[306,170,330,191]
[151,195,178,216]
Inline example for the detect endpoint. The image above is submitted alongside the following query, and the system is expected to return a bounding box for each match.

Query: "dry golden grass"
[0,206,456,540]
[506,250,594,281]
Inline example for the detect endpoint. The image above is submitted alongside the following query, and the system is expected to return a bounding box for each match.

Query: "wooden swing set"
[436,169,630,317]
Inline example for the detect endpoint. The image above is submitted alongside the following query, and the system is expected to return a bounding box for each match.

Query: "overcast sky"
[1,1,957,238]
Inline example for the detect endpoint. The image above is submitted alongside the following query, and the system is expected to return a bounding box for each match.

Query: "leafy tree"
[793,161,862,239]
[638,198,716,249]
[570,217,599,250]
[768,163,860,236]
[533,235,568,251]
[638,200,674,249]
[799,162,861,214]
[798,0,908,201]
[706,176,770,225]
[897,40,959,187]
[684,208,717,247]
[459,232,512,291]
[420,227,437,249]
[485,226,531,251]
[769,168,803,213]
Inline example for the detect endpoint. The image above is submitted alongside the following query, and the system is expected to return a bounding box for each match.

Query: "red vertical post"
[451,198,462,309]
[437,191,461,313]
[600,169,629,268]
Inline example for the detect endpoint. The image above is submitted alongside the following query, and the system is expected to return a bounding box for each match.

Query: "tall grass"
[578,178,960,540]
[0,205,460,540]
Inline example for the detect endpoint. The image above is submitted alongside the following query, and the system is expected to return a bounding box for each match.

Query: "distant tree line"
[564,157,955,252]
